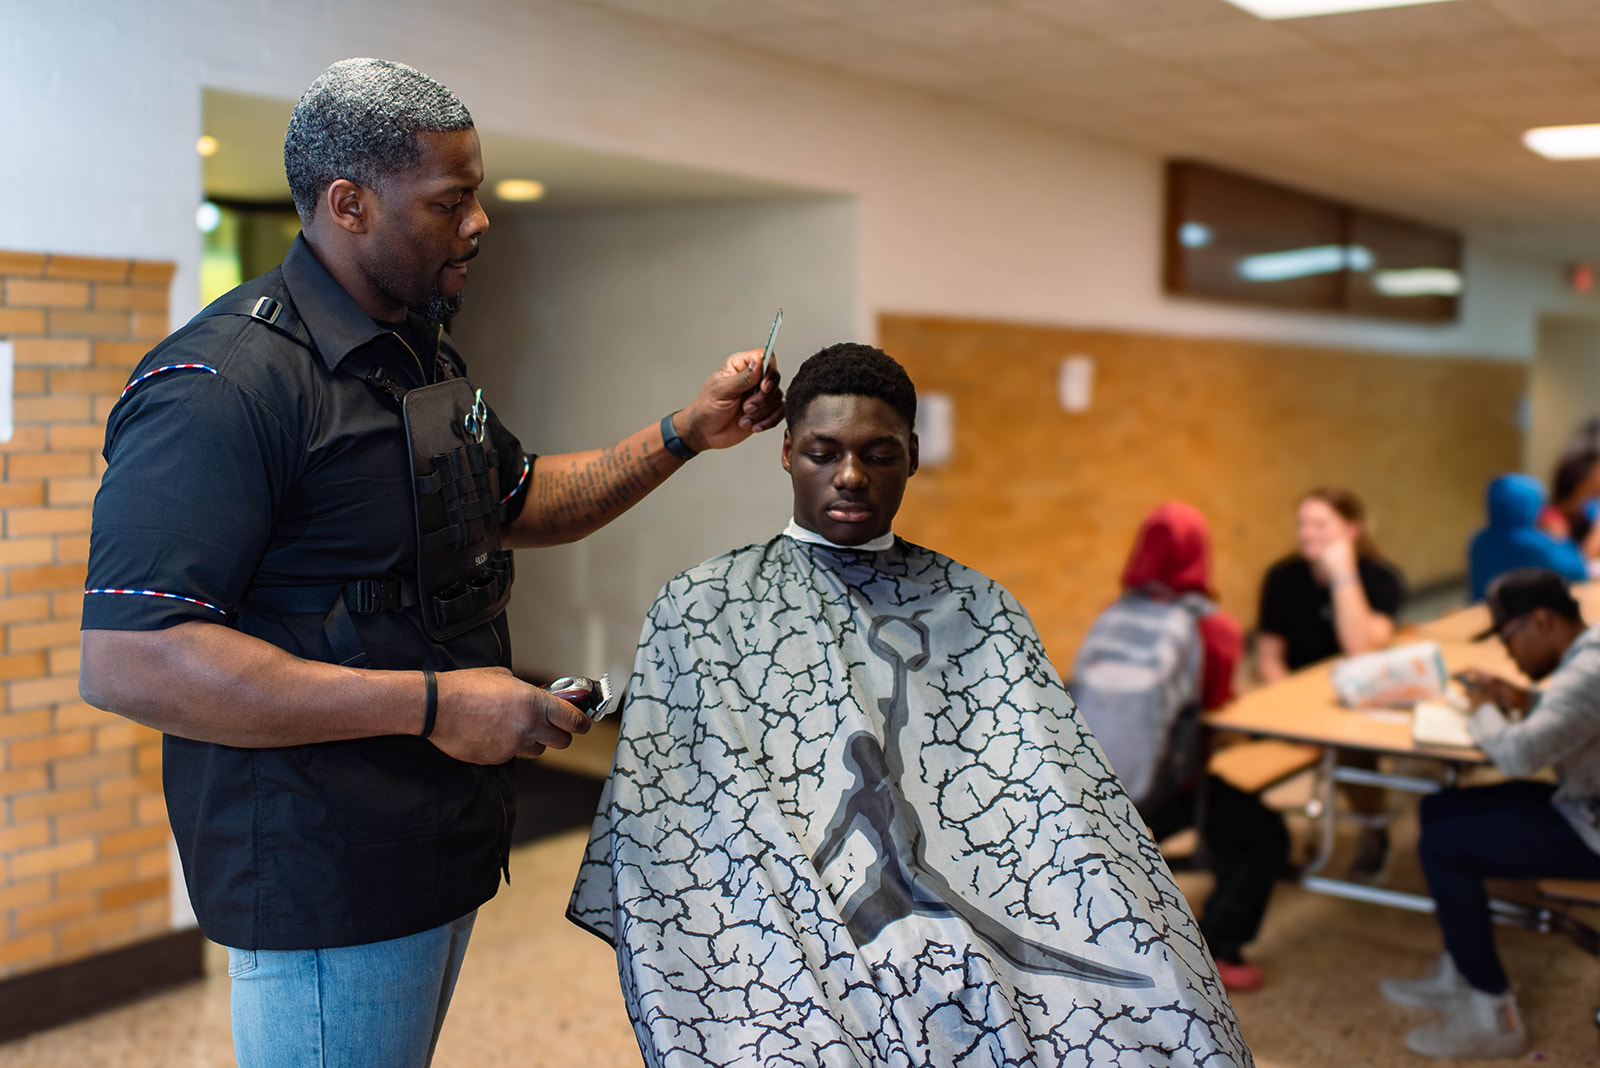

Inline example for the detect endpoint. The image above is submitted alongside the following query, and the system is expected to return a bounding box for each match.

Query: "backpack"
[1069,592,1212,813]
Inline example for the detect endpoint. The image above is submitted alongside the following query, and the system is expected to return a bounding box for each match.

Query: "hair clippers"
[545,674,621,721]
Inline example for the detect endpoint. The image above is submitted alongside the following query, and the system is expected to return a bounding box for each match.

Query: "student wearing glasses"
[1380,568,1600,1060]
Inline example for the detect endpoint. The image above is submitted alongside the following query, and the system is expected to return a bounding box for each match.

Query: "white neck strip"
[783,518,895,553]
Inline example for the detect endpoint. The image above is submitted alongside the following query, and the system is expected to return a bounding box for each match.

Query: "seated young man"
[569,344,1249,1067]
[1381,568,1600,1060]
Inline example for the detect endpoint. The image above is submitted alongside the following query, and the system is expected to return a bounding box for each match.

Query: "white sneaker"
[1380,952,1467,1010]
[1404,987,1528,1060]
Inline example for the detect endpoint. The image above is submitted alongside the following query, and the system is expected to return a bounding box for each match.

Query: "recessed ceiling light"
[1524,124,1600,160]
[1222,0,1462,17]
[495,178,545,202]
[196,135,219,157]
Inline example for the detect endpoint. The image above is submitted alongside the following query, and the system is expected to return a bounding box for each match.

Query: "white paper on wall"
[1059,355,1094,413]
[917,391,953,466]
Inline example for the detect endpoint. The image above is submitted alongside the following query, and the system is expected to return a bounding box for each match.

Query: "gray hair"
[284,58,474,225]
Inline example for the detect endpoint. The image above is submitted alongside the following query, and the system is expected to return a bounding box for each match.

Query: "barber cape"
[569,534,1249,1067]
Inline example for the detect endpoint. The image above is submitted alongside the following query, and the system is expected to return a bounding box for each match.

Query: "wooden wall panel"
[882,315,1526,670]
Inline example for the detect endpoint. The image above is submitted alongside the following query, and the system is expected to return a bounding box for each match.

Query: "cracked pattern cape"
[569,536,1249,1067]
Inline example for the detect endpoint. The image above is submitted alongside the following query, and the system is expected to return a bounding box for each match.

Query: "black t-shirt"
[1257,555,1406,671]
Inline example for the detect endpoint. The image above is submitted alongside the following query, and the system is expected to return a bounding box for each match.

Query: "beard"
[360,242,469,323]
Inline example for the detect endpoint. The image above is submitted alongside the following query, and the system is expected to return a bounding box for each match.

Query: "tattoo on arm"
[532,441,671,538]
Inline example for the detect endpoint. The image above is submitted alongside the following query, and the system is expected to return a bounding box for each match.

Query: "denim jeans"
[226,910,477,1068]
[1419,782,1600,994]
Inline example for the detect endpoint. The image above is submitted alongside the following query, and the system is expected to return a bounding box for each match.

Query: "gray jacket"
[1469,624,1600,855]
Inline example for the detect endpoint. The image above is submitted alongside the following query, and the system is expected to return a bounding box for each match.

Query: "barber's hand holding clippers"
[425,667,593,764]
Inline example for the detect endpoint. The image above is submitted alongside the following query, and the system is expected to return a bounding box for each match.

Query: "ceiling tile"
[1002,0,1252,35]
[1537,24,1600,60]
[1484,0,1600,30]
[846,7,1132,80]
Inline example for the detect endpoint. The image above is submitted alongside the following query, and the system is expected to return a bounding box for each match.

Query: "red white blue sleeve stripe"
[120,363,219,398]
[85,588,227,615]
[500,455,530,505]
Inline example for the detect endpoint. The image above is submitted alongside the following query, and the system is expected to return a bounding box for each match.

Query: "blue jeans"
[226,910,477,1068]
[1419,782,1600,994]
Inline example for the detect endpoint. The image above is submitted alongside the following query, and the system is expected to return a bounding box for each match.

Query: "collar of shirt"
[782,518,896,553]
[280,234,439,375]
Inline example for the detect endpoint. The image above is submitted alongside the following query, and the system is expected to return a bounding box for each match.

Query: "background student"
[1255,487,1404,879]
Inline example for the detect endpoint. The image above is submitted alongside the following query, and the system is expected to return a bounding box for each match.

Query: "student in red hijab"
[1073,502,1289,991]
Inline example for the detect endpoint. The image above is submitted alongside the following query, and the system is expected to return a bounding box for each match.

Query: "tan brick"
[99,874,168,912]
[135,900,168,929]
[54,749,133,788]
[46,477,99,507]
[0,877,51,912]
[11,565,85,595]
[49,643,80,677]
[134,848,167,879]
[49,368,134,395]
[0,707,52,738]
[55,856,134,896]
[11,674,87,710]
[12,838,95,878]
[58,906,137,958]
[0,427,49,453]
[0,651,48,682]
[129,313,169,341]
[93,340,151,367]
[98,770,159,805]
[11,337,90,366]
[15,893,97,933]
[7,507,91,537]
[0,308,47,335]
[0,820,50,853]
[94,720,150,752]
[91,397,118,425]
[46,255,129,283]
[47,425,107,452]
[0,251,47,277]
[12,785,93,822]
[47,309,131,337]
[11,728,92,764]
[0,483,45,510]
[57,535,90,563]
[12,398,95,427]
[5,278,90,308]
[0,931,54,970]
[52,589,85,619]
[55,801,132,842]
[135,744,161,774]
[93,285,166,312]
[0,766,49,796]
[100,823,167,856]
[128,261,175,287]
[135,793,167,825]
[57,703,113,733]
[0,537,56,567]
[11,368,45,394]
[10,618,81,652]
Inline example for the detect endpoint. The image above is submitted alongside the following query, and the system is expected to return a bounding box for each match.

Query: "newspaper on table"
[1330,641,1449,709]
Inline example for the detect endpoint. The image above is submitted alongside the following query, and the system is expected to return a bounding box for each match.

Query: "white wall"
[1528,317,1600,481]
[5,0,1596,359]
[455,198,858,680]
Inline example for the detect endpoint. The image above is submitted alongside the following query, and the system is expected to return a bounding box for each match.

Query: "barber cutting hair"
[80,58,781,1068]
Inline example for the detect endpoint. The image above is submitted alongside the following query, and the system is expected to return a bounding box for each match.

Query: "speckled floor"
[4,736,1597,1067]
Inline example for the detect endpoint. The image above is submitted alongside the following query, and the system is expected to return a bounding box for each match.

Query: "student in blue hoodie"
[1468,475,1588,602]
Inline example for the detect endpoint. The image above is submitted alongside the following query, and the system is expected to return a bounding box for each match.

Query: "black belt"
[237,577,419,669]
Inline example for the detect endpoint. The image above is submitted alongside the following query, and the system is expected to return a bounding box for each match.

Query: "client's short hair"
[785,343,917,432]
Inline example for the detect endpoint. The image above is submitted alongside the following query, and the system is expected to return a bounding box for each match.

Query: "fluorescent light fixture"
[1223,0,1462,18]
[195,201,222,234]
[495,178,545,202]
[1238,245,1360,282]
[1524,123,1600,160]
[196,135,219,157]
[1372,268,1461,297]
[1178,222,1212,249]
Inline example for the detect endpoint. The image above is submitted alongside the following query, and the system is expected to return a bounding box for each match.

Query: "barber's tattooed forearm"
[535,442,668,534]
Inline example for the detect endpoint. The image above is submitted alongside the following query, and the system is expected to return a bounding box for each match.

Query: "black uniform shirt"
[84,235,533,950]
[1256,554,1406,672]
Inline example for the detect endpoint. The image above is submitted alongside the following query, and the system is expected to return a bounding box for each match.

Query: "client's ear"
[908,432,919,477]
[780,429,793,473]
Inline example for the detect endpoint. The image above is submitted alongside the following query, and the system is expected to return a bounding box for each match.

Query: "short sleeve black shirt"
[1257,555,1406,671]
[84,236,534,950]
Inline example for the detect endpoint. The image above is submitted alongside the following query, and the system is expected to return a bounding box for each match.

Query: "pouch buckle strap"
[342,576,410,615]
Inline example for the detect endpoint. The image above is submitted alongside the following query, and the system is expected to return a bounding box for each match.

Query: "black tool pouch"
[404,379,515,642]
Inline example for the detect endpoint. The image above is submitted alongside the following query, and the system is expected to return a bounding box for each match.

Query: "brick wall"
[0,249,173,978]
